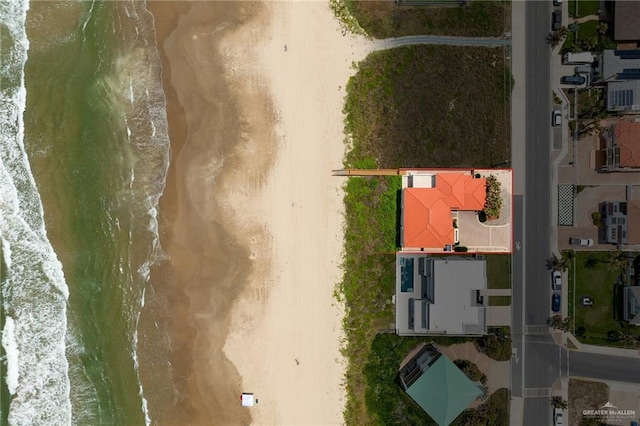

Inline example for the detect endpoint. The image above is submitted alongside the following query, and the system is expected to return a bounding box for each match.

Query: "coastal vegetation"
[362,333,508,425]
[340,43,512,423]
[340,0,510,39]
[344,45,511,169]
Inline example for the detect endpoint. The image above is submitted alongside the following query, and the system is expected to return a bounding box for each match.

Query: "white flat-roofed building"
[396,254,487,336]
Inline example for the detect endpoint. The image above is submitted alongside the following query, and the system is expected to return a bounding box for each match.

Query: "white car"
[569,237,593,246]
[554,407,564,425]
[552,271,562,291]
[552,110,562,126]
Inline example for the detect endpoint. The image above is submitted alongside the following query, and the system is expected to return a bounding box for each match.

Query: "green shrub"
[592,211,602,226]
[483,175,502,219]
[453,359,487,385]
[474,327,511,361]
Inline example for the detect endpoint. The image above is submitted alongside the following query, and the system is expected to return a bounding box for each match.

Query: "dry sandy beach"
[149,1,373,424]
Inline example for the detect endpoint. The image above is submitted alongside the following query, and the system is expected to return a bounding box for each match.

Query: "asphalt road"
[524,0,553,329]
[521,2,556,424]
[570,351,640,382]
[517,2,640,425]
[511,195,524,398]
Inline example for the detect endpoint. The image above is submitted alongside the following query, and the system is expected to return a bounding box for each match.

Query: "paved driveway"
[557,185,626,250]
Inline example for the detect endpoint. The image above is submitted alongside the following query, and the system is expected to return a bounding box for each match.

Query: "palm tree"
[584,255,599,269]
[604,250,627,272]
[551,396,568,409]
[547,253,570,272]
[548,315,562,328]
[597,22,608,36]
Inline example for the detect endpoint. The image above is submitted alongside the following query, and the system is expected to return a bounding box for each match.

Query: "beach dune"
[149,1,372,424]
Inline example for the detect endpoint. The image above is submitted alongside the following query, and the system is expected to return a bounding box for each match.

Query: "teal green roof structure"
[405,355,482,425]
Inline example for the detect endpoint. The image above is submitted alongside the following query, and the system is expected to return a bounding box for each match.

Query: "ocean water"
[1,0,170,424]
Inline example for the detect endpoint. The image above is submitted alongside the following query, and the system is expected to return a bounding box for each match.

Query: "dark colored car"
[552,10,562,31]
[552,294,561,312]
[561,75,586,85]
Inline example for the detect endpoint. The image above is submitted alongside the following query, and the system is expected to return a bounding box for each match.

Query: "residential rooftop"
[395,254,487,336]
[401,171,486,250]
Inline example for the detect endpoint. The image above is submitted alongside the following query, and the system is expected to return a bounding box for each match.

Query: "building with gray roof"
[395,254,487,336]
[600,50,640,112]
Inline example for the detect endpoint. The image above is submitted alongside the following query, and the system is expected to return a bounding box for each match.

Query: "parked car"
[552,294,561,312]
[552,271,562,291]
[554,407,564,425]
[552,10,562,31]
[552,110,562,126]
[574,65,592,75]
[561,74,586,85]
[569,237,594,246]
[553,0,563,5]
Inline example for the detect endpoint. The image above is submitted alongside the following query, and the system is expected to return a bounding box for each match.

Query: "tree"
[547,27,569,47]
[454,359,487,385]
[604,250,628,272]
[584,255,599,269]
[607,329,638,347]
[597,22,608,36]
[547,253,569,272]
[474,327,511,361]
[548,315,572,332]
[551,396,568,409]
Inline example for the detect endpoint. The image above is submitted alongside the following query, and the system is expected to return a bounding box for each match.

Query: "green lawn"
[486,254,511,289]
[570,252,640,347]
[489,296,511,306]
[343,0,509,39]
[569,0,601,17]
[486,254,511,306]
[561,19,597,50]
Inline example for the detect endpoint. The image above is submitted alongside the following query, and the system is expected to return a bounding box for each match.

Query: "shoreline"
[147,2,261,424]
[148,1,373,423]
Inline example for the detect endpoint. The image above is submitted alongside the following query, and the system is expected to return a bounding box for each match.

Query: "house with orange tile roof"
[401,171,488,252]
[603,121,640,172]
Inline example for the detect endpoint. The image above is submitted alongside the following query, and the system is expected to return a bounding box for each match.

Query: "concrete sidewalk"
[566,332,640,358]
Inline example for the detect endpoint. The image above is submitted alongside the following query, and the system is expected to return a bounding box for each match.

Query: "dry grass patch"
[568,379,609,424]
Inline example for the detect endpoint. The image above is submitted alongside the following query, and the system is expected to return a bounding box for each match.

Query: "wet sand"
[147,1,373,424]
[147,2,264,424]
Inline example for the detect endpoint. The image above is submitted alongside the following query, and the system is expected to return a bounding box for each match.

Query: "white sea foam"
[1,317,19,395]
[108,1,173,424]
[2,238,12,269]
[0,0,71,424]
[80,0,96,34]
